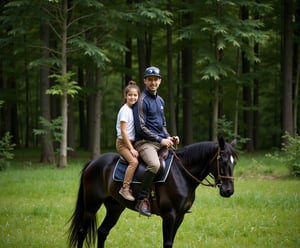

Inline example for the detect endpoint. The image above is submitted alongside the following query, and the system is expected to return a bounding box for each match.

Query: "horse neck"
[182,142,217,182]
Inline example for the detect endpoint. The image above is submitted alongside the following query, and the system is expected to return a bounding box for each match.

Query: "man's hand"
[161,138,174,148]
[171,136,180,145]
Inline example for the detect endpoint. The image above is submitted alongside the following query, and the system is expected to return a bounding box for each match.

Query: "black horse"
[68,137,237,248]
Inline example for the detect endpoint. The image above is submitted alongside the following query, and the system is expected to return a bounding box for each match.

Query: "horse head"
[211,137,237,198]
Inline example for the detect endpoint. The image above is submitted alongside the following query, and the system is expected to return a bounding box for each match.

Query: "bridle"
[211,147,235,182]
[172,147,234,187]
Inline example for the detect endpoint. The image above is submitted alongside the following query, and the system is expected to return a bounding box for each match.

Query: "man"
[133,66,179,216]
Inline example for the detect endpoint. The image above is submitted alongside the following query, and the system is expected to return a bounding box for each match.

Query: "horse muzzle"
[219,180,234,198]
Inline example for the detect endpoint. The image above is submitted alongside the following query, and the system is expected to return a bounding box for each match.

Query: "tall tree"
[241,6,254,151]
[181,1,193,145]
[293,0,300,136]
[166,0,177,136]
[282,0,294,141]
[39,22,54,163]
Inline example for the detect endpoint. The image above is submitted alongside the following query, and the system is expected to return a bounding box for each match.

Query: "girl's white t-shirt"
[116,104,135,140]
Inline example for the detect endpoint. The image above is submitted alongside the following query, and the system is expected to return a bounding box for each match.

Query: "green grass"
[0,151,299,248]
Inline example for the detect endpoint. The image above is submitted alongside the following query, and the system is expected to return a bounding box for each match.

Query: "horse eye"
[220,167,224,174]
[222,155,228,162]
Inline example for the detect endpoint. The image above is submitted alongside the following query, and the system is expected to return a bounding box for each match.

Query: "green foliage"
[217,115,249,151]
[282,133,300,177]
[47,72,81,97]
[198,56,235,80]
[267,133,300,178]
[69,38,111,67]
[33,116,63,144]
[135,3,173,25]
[0,132,15,171]
[198,1,271,82]
[33,116,74,157]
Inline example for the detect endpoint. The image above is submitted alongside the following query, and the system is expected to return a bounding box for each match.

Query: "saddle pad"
[113,151,174,183]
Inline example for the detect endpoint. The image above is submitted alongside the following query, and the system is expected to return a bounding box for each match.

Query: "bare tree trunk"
[242,49,254,151]
[212,82,219,141]
[293,1,300,136]
[166,0,177,136]
[137,36,146,83]
[234,48,241,138]
[295,42,299,136]
[125,35,132,85]
[40,22,54,163]
[241,6,254,151]
[282,0,294,141]
[68,96,76,157]
[58,0,68,168]
[211,2,222,142]
[91,67,102,159]
[78,68,87,149]
[253,42,260,149]
[87,68,94,151]
[24,35,30,148]
[182,8,193,145]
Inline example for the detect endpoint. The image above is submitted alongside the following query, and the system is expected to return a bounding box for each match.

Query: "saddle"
[113,147,173,183]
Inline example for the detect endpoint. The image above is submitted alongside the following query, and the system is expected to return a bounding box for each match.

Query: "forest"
[0,0,299,167]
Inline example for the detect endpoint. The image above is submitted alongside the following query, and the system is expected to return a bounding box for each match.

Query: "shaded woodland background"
[0,0,299,166]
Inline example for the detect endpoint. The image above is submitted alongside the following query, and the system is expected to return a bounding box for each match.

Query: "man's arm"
[133,97,162,143]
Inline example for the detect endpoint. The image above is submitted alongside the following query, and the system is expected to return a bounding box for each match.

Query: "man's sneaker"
[119,187,135,201]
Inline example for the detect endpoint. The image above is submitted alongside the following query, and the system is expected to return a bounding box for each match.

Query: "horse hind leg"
[77,208,100,248]
[97,199,125,248]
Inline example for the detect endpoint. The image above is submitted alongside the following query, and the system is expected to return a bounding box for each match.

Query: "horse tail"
[67,161,97,248]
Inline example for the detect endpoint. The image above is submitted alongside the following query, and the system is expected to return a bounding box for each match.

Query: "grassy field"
[0,150,299,248]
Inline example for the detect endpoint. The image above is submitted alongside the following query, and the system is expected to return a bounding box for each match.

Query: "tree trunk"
[166,0,177,136]
[137,36,146,83]
[125,35,132,85]
[253,42,260,150]
[241,6,254,151]
[40,22,54,163]
[211,2,222,142]
[68,96,76,157]
[212,82,219,141]
[282,0,294,141]
[242,50,254,151]
[58,0,68,168]
[78,68,87,149]
[182,9,193,145]
[293,1,300,136]
[24,35,30,148]
[234,48,241,138]
[91,67,102,159]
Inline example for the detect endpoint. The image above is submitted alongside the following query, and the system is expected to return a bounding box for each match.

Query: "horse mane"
[175,140,238,166]
[176,141,218,166]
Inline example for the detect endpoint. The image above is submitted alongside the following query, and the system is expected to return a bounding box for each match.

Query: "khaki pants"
[116,138,138,186]
[134,140,163,174]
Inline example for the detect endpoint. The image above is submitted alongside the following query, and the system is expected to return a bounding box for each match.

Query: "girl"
[116,81,140,201]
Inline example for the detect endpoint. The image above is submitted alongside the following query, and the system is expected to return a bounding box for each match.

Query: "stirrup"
[136,198,151,217]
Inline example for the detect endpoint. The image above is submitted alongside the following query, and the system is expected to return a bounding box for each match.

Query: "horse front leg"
[162,213,185,248]
[162,213,176,248]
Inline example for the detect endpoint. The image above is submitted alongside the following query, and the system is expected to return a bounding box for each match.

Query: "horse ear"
[218,136,225,150]
[231,139,237,147]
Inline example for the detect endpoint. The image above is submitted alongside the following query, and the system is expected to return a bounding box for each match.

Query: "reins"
[171,149,216,187]
[171,146,234,187]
